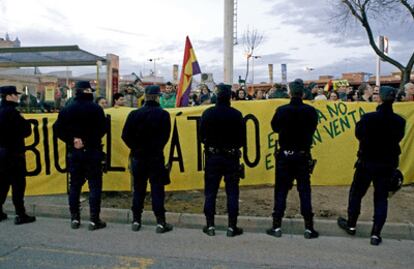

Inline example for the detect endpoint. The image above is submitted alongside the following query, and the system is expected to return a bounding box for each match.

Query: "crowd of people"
[4,80,414,113]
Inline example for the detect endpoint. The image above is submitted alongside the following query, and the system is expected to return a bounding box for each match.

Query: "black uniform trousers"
[68,148,103,220]
[0,150,27,215]
[204,153,240,221]
[348,161,392,232]
[273,151,313,220]
[130,156,166,221]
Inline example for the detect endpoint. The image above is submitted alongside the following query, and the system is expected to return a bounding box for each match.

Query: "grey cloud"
[97,27,146,37]
[289,54,404,82]
[268,0,414,48]
[260,52,301,64]
[16,27,131,57]
[152,37,223,54]
[194,37,222,51]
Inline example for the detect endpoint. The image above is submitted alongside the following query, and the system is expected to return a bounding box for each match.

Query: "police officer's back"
[122,85,172,233]
[200,83,245,237]
[338,86,406,246]
[267,80,319,239]
[0,85,36,225]
[54,81,107,230]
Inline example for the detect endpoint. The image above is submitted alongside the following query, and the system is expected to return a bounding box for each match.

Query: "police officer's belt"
[281,150,309,156]
[207,147,239,156]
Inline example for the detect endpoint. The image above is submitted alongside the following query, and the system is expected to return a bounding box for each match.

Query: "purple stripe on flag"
[180,83,193,107]
[192,61,201,75]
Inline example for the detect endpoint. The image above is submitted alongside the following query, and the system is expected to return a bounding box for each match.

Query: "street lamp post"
[148,57,162,77]
[251,55,261,84]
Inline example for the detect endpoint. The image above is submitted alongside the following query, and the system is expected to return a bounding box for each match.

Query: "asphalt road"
[0,217,413,269]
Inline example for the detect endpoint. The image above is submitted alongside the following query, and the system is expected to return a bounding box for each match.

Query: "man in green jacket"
[160,82,176,108]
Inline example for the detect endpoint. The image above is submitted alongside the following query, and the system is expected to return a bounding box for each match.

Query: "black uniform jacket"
[271,97,318,151]
[200,100,245,150]
[356,103,405,167]
[122,100,171,158]
[53,93,106,149]
[0,100,32,153]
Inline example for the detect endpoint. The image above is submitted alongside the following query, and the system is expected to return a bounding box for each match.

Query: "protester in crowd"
[308,82,319,100]
[272,84,289,99]
[231,90,237,100]
[0,85,36,225]
[199,84,211,105]
[266,86,277,99]
[122,85,173,234]
[372,86,380,103]
[235,89,247,100]
[338,86,406,246]
[200,83,246,237]
[189,91,200,106]
[337,85,348,101]
[347,89,357,102]
[53,81,107,231]
[313,88,327,101]
[95,97,108,109]
[254,89,265,100]
[159,82,176,108]
[404,82,414,101]
[358,83,373,102]
[328,91,339,101]
[267,79,319,239]
[113,93,125,108]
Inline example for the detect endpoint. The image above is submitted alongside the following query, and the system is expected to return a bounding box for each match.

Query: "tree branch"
[400,0,414,19]
[342,0,405,71]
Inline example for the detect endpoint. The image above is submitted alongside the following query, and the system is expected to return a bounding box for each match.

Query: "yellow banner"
[22,100,414,195]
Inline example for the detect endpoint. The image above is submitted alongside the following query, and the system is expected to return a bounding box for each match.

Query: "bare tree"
[338,0,414,88]
[242,27,264,84]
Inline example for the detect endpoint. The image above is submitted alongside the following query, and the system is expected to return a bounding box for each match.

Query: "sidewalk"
[4,194,414,240]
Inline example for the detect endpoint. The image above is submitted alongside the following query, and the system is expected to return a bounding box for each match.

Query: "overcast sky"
[1,0,413,83]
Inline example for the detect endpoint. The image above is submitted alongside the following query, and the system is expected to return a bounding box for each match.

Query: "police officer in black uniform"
[338,86,405,246]
[267,79,319,239]
[54,81,107,230]
[122,85,173,233]
[200,83,245,237]
[0,86,36,225]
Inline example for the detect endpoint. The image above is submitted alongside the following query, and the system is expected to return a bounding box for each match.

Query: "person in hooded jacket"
[54,81,107,231]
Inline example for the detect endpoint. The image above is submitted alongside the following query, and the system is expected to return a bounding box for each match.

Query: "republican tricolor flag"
[176,36,201,107]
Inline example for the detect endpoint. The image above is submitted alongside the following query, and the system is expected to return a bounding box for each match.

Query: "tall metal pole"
[376,36,383,87]
[224,0,234,84]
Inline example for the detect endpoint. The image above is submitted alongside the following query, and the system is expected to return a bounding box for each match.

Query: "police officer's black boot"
[88,215,106,231]
[14,208,36,225]
[337,216,357,235]
[304,217,319,239]
[227,217,243,237]
[131,213,142,232]
[202,217,215,236]
[71,213,81,229]
[0,207,7,222]
[266,218,282,238]
[155,215,173,234]
[370,224,383,246]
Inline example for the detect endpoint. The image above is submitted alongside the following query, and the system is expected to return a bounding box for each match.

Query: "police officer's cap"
[145,85,161,95]
[0,85,21,95]
[74,81,95,92]
[216,83,232,99]
[379,86,397,101]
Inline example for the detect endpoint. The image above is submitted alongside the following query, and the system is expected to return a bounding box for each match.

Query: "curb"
[4,202,413,240]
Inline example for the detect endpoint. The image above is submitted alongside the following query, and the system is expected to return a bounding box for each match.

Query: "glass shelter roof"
[0,46,106,67]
